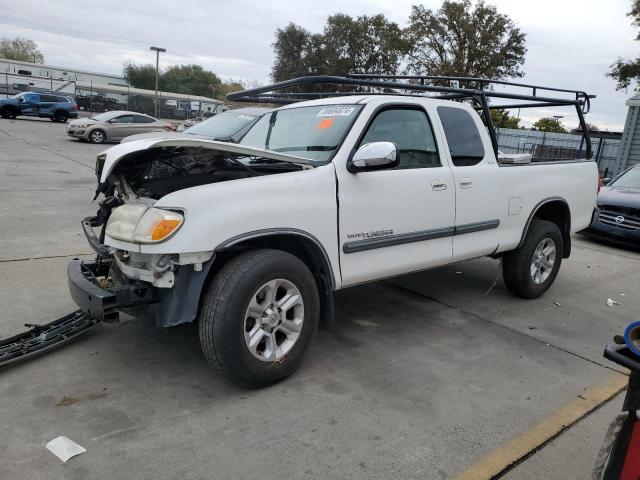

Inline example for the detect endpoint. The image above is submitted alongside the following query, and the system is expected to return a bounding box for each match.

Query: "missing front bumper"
[67,258,157,321]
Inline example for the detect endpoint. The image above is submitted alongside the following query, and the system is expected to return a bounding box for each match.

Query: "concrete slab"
[504,392,626,480]
[0,189,95,260]
[0,255,93,338]
[0,283,622,480]
[391,236,640,370]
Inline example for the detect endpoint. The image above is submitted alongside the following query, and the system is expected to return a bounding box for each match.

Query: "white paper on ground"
[46,436,86,462]
[606,298,620,307]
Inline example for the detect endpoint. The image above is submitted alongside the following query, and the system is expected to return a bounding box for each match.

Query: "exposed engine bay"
[101,146,304,200]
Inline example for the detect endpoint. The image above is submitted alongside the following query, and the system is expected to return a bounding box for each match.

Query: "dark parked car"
[0,91,78,123]
[120,107,272,143]
[585,164,640,247]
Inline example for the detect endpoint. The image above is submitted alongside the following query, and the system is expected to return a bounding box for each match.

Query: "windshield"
[10,93,25,99]
[92,111,123,122]
[612,166,640,189]
[185,111,259,139]
[240,104,363,162]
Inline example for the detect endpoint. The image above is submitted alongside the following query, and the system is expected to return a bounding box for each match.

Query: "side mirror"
[18,97,24,103]
[602,177,611,185]
[348,141,398,173]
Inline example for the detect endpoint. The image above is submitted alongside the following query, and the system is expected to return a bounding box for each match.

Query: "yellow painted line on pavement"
[453,373,628,480]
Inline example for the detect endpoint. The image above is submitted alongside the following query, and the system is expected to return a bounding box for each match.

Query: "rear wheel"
[199,249,320,387]
[503,219,563,299]
[89,129,106,144]
[1,106,18,119]
[53,110,68,123]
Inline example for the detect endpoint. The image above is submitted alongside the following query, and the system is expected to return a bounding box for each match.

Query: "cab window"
[358,107,440,169]
[111,115,134,124]
[437,106,485,166]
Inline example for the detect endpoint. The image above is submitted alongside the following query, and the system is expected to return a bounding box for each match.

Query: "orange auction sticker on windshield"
[318,118,335,129]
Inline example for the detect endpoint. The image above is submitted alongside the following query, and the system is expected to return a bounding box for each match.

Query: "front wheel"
[503,219,563,299]
[88,129,106,144]
[1,106,17,119]
[199,249,320,387]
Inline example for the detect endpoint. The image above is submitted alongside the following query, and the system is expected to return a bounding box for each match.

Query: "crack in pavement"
[0,126,94,170]
[490,388,626,479]
[386,282,623,374]
[0,253,93,264]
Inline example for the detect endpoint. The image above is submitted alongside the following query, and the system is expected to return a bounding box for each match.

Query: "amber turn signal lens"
[150,219,181,241]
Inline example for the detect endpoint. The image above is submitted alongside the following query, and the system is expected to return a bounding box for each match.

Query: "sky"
[1,0,638,130]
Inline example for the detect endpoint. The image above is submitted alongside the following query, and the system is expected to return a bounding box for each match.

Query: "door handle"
[459,178,473,189]
[431,179,448,191]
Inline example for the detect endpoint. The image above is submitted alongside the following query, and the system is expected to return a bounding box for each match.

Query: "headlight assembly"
[106,205,183,243]
[133,208,184,243]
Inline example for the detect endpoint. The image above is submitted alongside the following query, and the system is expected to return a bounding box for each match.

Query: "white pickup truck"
[68,77,598,386]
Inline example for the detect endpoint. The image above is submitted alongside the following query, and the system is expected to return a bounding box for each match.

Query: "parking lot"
[1,117,639,479]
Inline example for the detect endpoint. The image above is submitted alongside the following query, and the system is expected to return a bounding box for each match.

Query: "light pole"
[149,46,166,117]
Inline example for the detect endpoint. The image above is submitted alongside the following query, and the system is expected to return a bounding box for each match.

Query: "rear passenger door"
[337,104,455,286]
[133,114,161,133]
[39,94,58,116]
[437,105,502,260]
[108,115,136,140]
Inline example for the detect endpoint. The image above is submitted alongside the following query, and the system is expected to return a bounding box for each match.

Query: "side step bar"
[0,310,100,368]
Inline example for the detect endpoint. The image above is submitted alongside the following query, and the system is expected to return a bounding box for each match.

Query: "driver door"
[107,114,136,141]
[336,104,455,286]
[20,93,40,116]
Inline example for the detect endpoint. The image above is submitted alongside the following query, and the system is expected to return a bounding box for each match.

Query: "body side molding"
[342,220,500,254]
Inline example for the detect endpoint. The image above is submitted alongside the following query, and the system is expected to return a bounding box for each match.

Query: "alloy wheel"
[243,278,304,362]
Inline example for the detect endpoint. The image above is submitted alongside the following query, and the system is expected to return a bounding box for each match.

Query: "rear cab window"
[437,106,485,167]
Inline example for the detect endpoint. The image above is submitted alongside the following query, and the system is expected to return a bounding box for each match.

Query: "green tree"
[160,65,222,97]
[271,23,318,82]
[0,37,45,63]
[532,118,567,133]
[607,0,640,90]
[403,1,526,84]
[491,108,520,128]
[123,62,157,90]
[321,14,405,75]
[217,80,245,100]
[124,63,224,98]
[271,14,404,82]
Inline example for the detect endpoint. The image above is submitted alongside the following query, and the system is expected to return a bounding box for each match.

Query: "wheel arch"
[1,104,19,116]
[212,229,337,328]
[518,197,572,258]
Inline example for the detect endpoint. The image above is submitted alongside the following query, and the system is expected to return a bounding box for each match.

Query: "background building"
[0,58,225,119]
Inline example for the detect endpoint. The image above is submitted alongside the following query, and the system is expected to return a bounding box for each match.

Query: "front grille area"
[598,205,640,230]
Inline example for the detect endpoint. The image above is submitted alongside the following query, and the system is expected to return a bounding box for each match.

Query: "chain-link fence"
[2,72,227,121]
[496,128,622,176]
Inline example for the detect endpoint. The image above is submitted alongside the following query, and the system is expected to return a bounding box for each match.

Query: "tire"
[1,106,18,119]
[53,111,69,123]
[199,249,320,387]
[89,129,106,144]
[503,219,563,299]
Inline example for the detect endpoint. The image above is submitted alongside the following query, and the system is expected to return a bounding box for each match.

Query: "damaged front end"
[70,139,313,327]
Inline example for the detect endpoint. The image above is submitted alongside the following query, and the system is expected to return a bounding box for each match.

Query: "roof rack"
[227,74,595,159]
